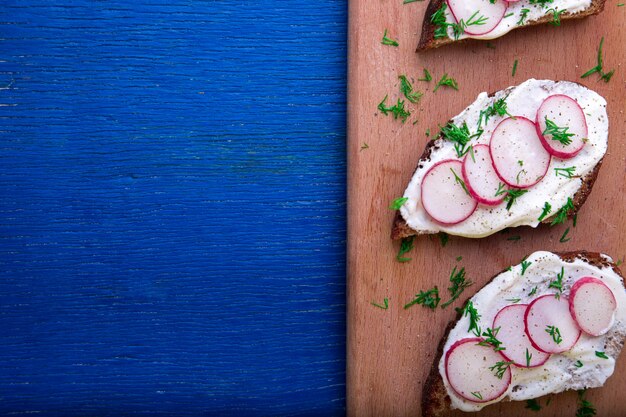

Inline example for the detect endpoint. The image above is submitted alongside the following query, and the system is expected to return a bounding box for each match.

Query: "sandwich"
[391,79,607,240]
[423,250,624,416]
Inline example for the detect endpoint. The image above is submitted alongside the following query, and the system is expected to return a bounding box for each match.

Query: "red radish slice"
[493,304,550,367]
[445,338,512,402]
[462,144,507,206]
[569,277,617,336]
[421,159,478,225]
[490,117,551,188]
[525,294,581,354]
[536,95,588,159]
[446,0,507,36]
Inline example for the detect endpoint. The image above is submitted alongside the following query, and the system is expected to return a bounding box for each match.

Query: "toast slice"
[392,79,608,240]
[422,251,625,416]
[417,0,606,52]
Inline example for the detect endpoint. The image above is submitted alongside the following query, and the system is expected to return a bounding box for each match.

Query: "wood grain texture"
[347,1,626,415]
[0,1,346,415]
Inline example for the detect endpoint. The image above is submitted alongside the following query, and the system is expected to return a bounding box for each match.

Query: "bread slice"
[422,251,625,417]
[417,0,606,52]
[392,79,607,240]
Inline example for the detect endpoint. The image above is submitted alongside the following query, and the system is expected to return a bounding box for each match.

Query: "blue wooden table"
[0,1,346,415]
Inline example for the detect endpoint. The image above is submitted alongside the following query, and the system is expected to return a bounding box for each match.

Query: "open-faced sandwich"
[423,250,625,416]
[391,79,608,240]
[418,0,606,51]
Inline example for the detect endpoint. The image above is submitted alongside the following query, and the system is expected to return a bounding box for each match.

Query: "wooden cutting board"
[347,1,626,415]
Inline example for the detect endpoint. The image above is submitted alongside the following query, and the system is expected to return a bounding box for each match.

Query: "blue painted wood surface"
[0,1,346,415]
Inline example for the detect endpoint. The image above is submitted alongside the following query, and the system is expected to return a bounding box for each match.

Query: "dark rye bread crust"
[422,251,624,417]
[417,0,606,51]
[390,84,605,240]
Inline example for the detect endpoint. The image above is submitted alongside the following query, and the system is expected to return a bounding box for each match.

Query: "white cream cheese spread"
[444,0,592,40]
[399,79,608,238]
[439,251,625,412]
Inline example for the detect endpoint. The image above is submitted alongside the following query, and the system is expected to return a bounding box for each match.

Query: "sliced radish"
[421,159,478,225]
[569,277,617,336]
[525,295,581,354]
[536,95,588,159]
[490,117,551,188]
[493,304,550,368]
[462,144,507,206]
[446,0,507,36]
[445,338,511,403]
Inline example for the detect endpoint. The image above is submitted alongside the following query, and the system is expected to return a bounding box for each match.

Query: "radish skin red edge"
[493,304,550,367]
[569,277,617,337]
[524,294,581,354]
[446,0,507,36]
[462,144,507,206]
[445,338,512,403]
[536,95,588,159]
[490,116,551,189]
[421,159,478,225]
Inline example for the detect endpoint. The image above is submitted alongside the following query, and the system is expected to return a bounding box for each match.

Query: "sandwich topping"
[438,251,625,411]
[434,0,592,41]
[399,79,608,238]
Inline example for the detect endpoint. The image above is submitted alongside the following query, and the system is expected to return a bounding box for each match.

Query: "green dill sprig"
[595,351,609,359]
[378,95,411,123]
[538,201,552,222]
[418,68,432,82]
[440,122,481,157]
[441,266,472,308]
[403,0,421,3]
[397,236,415,262]
[439,232,449,247]
[450,11,489,39]
[495,182,506,197]
[398,75,423,103]
[504,189,529,211]
[560,227,571,243]
[404,287,441,310]
[430,3,489,40]
[582,37,615,83]
[489,360,514,379]
[360,143,369,151]
[526,399,541,411]
[471,391,483,400]
[371,298,389,310]
[576,390,597,417]
[525,349,533,367]
[517,8,530,25]
[574,360,583,368]
[548,266,565,297]
[479,326,505,351]
[521,259,532,275]
[547,8,565,26]
[434,73,459,92]
[381,29,399,46]
[478,97,512,128]
[550,197,574,225]
[546,325,563,344]
[507,235,521,242]
[389,197,408,210]
[555,166,576,178]
[459,300,481,336]
[512,59,518,77]
[431,3,450,39]
[543,118,574,146]
[506,298,521,303]
[450,168,470,196]
[529,0,554,6]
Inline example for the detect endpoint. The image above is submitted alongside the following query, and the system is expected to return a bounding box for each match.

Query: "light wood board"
[347,1,626,415]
